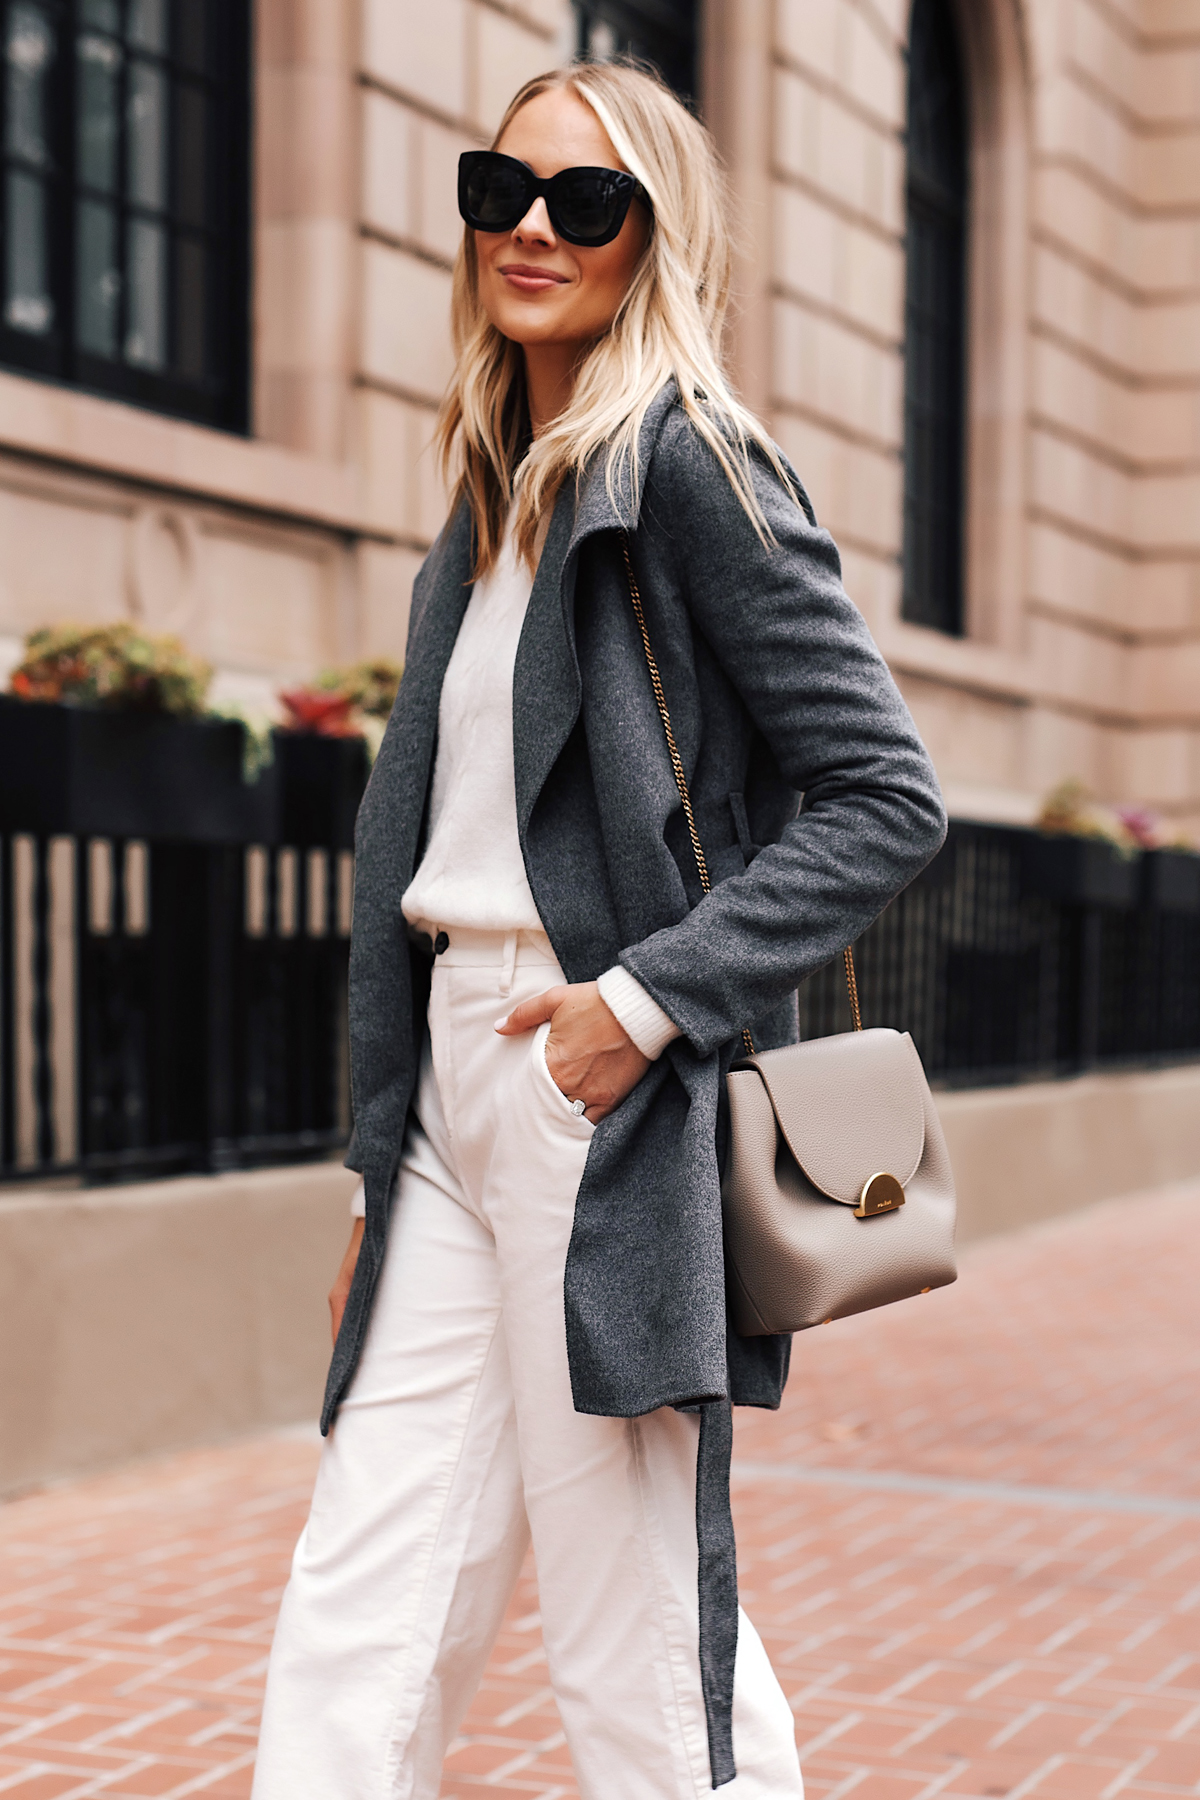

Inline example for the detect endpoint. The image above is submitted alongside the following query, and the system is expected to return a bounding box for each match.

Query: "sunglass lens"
[464,158,529,229]
[554,171,623,242]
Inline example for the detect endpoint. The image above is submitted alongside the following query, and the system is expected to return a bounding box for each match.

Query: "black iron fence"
[3,705,1199,1188]
[1,698,367,1183]
[803,820,1200,1086]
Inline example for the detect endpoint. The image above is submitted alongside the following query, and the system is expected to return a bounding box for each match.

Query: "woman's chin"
[491,311,580,349]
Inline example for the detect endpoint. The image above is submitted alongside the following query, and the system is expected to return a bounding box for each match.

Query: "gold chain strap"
[843,946,863,1032]
[620,536,713,897]
[619,532,863,1047]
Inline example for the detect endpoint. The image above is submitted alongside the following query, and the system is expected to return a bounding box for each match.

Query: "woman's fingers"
[492,980,651,1120]
[494,985,567,1034]
[544,986,650,1116]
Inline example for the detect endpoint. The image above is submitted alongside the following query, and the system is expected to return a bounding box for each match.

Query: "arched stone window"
[901,0,969,636]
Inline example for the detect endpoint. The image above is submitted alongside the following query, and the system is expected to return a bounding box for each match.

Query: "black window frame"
[901,0,969,637]
[0,0,251,433]
[574,0,699,107]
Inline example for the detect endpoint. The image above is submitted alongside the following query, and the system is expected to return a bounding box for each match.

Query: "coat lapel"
[512,382,680,840]
[511,490,585,838]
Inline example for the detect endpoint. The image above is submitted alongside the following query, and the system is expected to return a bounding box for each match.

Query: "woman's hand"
[329,1218,365,1346]
[495,981,650,1123]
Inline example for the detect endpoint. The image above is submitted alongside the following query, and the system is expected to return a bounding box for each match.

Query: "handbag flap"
[742,1028,926,1204]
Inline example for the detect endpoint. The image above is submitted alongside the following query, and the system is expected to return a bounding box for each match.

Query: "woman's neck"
[523,342,582,437]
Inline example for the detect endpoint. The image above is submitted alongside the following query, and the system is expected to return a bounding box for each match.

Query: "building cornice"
[0,370,405,542]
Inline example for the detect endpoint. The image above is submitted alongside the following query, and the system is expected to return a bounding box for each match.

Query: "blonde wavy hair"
[434,58,793,576]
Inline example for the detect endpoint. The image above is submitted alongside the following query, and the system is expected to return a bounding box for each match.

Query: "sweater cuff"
[349,1179,365,1219]
[598,964,683,1059]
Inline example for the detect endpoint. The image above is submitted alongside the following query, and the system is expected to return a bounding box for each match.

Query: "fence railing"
[3,768,1199,1185]
[802,820,1200,1086]
[0,699,366,1184]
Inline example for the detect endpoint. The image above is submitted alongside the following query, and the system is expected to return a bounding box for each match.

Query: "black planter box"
[0,698,369,846]
[1142,847,1200,914]
[0,695,275,842]
[1020,832,1139,908]
[272,731,369,849]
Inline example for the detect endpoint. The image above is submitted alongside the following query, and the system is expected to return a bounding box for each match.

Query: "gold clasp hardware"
[855,1171,905,1218]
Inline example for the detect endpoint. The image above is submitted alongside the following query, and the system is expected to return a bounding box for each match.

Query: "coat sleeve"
[619,411,947,1057]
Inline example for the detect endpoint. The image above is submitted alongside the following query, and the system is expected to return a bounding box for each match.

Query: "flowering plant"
[315,659,403,720]
[9,623,212,716]
[277,688,360,737]
[277,660,403,754]
[1036,780,1193,853]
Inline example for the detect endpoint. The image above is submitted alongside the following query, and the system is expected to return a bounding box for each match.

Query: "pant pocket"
[533,1023,595,1136]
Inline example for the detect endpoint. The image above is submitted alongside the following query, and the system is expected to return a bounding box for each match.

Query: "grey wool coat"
[324,382,947,1785]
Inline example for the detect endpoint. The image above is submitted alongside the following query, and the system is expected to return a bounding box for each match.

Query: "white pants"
[253,930,802,1800]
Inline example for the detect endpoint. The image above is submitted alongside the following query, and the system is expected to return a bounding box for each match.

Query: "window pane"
[908,15,967,206]
[175,0,208,73]
[573,1,697,103]
[5,2,56,168]
[80,0,121,28]
[128,0,168,52]
[4,167,53,330]
[174,232,204,378]
[1,0,248,427]
[584,18,617,58]
[76,30,122,193]
[174,80,205,226]
[77,196,119,353]
[901,0,967,637]
[127,59,167,209]
[125,214,165,364]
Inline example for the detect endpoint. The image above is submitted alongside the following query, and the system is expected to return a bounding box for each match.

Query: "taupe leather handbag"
[620,536,957,1337]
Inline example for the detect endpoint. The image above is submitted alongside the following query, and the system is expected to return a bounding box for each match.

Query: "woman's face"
[473,87,650,355]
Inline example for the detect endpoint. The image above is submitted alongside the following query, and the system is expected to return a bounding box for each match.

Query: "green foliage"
[10,622,212,717]
[1036,779,1195,855]
[316,658,403,720]
[205,699,277,783]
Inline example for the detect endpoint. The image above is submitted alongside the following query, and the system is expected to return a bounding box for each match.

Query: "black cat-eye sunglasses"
[458,149,650,248]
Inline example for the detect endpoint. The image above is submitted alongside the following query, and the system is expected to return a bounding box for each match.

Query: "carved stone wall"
[0,0,573,710]
[0,0,1196,834]
[717,0,1200,836]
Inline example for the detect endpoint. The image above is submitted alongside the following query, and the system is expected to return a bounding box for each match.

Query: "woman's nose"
[513,197,556,247]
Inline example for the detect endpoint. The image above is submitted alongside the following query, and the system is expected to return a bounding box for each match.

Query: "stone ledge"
[0,370,401,540]
[0,1161,357,1498]
[939,1059,1200,1241]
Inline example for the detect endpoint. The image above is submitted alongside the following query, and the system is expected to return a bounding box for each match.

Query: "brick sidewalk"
[2,1180,1198,1799]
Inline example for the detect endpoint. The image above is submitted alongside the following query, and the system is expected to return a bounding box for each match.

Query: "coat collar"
[562,377,680,561]
[509,384,679,933]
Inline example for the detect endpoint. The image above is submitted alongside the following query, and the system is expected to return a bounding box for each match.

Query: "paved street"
[2,1178,1198,1800]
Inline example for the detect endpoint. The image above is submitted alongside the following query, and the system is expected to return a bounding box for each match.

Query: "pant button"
[434,931,449,955]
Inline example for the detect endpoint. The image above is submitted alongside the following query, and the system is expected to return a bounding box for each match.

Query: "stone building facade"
[1,0,1198,835]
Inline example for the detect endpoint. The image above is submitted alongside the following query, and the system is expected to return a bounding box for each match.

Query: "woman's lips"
[500,265,569,294]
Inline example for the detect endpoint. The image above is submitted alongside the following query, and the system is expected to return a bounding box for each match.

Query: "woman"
[253,60,945,1800]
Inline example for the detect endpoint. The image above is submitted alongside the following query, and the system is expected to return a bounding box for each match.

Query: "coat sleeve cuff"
[349,1179,365,1219]
[598,964,683,1059]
